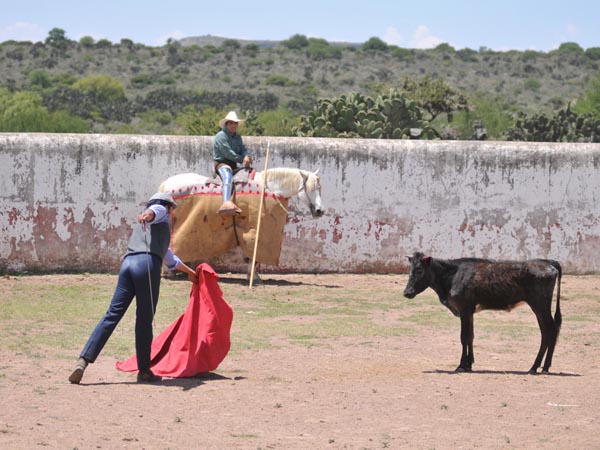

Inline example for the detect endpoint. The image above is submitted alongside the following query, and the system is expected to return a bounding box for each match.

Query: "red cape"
[116,263,233,377]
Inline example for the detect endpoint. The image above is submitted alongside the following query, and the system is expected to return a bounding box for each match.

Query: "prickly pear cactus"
[294,89,437,139]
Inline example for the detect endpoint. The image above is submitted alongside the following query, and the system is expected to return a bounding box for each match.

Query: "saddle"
[214,168,256,217]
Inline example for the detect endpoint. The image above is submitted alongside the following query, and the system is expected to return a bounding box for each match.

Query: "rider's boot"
[217,166,242,216]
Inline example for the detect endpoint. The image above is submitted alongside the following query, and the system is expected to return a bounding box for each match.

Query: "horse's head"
[298,169,324,218]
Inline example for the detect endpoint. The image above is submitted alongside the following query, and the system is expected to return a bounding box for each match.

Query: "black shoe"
[137,370,162,383]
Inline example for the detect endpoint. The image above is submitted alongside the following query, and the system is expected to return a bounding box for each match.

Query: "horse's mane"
[259,168,318,193]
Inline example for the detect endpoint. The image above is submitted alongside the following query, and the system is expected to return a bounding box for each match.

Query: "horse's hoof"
[455,366,471,373]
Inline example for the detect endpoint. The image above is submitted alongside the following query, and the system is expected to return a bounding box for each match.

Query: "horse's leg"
[244,257,261,285]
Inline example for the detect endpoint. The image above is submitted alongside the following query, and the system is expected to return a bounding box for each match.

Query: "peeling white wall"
[1,133,599,274]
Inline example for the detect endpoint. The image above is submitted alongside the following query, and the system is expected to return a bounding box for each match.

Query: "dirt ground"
[1,272,599,450]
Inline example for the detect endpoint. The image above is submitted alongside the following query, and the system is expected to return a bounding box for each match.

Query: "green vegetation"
[505,106,600,142]
[1,28,600,140]
[294,90,437,139]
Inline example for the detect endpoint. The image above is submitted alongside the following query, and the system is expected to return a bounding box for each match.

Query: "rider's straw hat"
[219,111,244,128]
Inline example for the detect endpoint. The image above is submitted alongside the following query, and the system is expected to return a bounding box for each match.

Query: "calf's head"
[403,252,432,299]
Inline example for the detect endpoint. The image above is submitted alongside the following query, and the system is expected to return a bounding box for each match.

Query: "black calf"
[403,252,562,373]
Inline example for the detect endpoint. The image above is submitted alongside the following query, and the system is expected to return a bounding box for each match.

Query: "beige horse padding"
[170,182,289,266]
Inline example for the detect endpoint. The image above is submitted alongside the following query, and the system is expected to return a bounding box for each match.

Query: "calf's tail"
[550,260,562,334]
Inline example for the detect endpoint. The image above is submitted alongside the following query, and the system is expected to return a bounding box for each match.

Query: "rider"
[212,111,253,216]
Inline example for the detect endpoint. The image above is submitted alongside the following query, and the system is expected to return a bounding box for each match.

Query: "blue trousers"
[80,253,161,372]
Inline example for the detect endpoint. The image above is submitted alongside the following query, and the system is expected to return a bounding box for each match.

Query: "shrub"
[130,73,152,87]
[265,74,293,87]
[243,43,260,57]
[79,36,95,48]
[391,47,414,61]
[433,43,455,53]
[362,37,388,52]
[282,34,309,50]
[306,38,341,60]
[95,39,112,48]
[585,47,600,60]
[524,78,541,92]
[556,42,584,55]
[256,109,299,136]
[72,74,125,101]
[28,69,51,89]
[221,39,241,49]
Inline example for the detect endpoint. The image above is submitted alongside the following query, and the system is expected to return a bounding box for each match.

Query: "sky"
[1,0,599,51]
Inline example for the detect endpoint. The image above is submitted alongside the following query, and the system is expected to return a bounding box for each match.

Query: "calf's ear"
[405,255,412,262]
[422,256,432,265]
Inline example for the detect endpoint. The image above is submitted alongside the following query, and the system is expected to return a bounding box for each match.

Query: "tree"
[256,109,298,136]
[452,92,515,140]
[573,72,600,116]
[79,36,95,48]
[0,90,87,133]
[585,47,600,60]
[281,34,309,50]
[45,28,69,51]
[177,106,217,135]
[399,76,469,122]
[556,42,584,56]
[306,38,341,60]
[221,39,241,50]
[362,37,388,52]
[28,69,52,89]
[0,91,48,131]
[72,74,125,101]
[178,107,263,136]
[433,43,455,53]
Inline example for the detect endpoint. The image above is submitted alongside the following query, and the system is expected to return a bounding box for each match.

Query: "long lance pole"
[249,141,270,288]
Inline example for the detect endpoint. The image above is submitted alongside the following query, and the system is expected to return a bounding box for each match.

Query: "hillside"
[1,33,599,137]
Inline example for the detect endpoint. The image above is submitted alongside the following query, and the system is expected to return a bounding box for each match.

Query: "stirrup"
[218,200,242,217]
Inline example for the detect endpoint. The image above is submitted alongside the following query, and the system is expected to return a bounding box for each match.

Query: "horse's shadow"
[424,369,581,377]
[217,275,340,288]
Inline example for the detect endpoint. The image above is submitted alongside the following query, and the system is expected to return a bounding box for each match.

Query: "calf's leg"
[530,310,553,373]
[541,311,559,373]
[457,311,474,372]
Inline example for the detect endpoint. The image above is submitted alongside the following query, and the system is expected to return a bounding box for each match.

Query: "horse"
[159,168,324,282]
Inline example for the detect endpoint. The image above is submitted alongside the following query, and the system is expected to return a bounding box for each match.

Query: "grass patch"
[1,273,597,359]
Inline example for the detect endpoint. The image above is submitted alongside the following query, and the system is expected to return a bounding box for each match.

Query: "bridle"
[298,170,321,216]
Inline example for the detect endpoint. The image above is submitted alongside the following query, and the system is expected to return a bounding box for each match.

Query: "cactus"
[294,89,438,139]
[505,105,600,142]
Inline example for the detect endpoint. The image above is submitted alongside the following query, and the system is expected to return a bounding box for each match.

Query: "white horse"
[159,168,324,282]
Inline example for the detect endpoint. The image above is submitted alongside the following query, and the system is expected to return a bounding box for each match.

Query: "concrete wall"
[1,133,600,274]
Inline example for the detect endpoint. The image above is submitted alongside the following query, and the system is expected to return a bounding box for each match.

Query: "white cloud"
[0,21,45,43]
[383,26,403,46]
[155,30,186,46]
[565,23,579,38]
[409,25,443,49]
